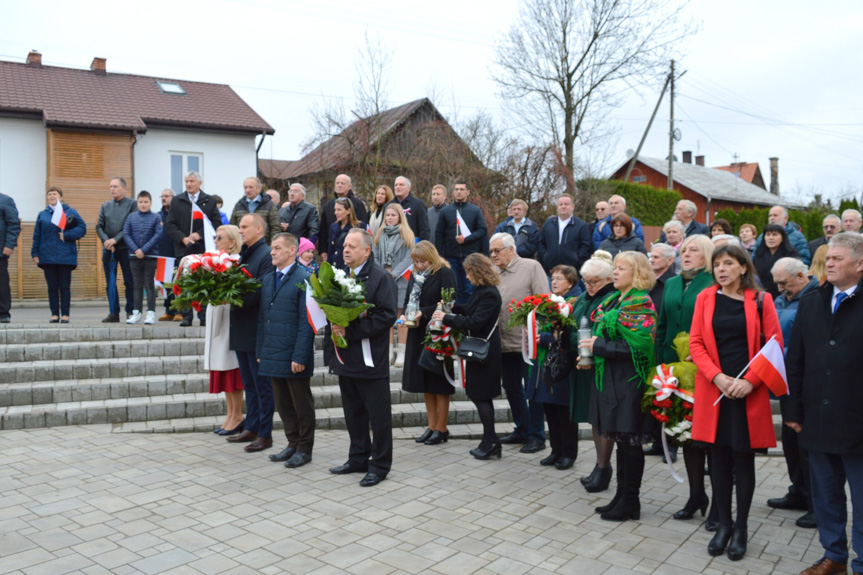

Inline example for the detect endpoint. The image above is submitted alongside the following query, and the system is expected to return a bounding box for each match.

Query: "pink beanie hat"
[298,237,315,255]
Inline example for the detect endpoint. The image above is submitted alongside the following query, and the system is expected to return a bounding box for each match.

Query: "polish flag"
[401,264,413,281]
[153,257,175,284]
[305,282,327,332]
[748,336,789,397]
[192,202,216,251]
[456,210,472,238]
[51,202,67,230]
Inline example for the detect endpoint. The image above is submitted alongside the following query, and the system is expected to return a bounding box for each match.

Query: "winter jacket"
[494,217,540,259]
[31,203,87,268]
[497,255,550,353]
[754,222,811,265]
[256,262,315,378]
[395,193,430,241]
[230,195,281,242]
[278,200,319,243]
[428,204,446,239]
[654,270,714,364]
[773,277,819,353]
[593,214,644,249]
[536,216,593,274]
[96,196,135,249]
[230,238,273,352]
[318,191,368,252]
[434,201,487,260]
[0,193,20,257]
[328,221,370,271]
[598,233,648,258]
[525,285,581,407]
[648,266,677,316]
[443,285,502,401]
[122,210,162,256]
[158,207,175,258]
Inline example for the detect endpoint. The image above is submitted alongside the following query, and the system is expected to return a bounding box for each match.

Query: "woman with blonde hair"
[579,251,657,521]
[400,241,457,445]
[327,198,369,271]
[809,244,828,284]
[207,225,245,435]
[368,185,394,236]
[374,202,415,366]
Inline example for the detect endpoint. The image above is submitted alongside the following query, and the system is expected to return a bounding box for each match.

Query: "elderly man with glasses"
[809,215,841,255]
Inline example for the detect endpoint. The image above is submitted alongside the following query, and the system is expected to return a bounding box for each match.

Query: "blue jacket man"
[494,208,540,260]
[537,194,593,275]
[0,192,20,322]
[754,206,811,265]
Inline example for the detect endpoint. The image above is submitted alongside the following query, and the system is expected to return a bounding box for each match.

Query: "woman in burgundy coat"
[689,244,782,562]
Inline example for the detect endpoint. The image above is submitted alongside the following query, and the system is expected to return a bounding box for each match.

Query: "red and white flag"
[51,202,67,230]
[748,336,789,397]
[456,210,472,238]
[192,202,216,251]
[305,282,327,332]
[153,256,175,284]
[401,264,413,281]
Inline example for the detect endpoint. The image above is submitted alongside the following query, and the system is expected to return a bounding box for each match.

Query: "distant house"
[0,51,274,298]
[610,154,795,224]
[713,161,767,190]
[260,98,488,207]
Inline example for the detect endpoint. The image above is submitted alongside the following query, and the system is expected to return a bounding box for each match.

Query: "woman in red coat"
[689,244,782,562]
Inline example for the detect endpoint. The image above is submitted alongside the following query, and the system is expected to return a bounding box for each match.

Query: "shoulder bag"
[457,316,499,363]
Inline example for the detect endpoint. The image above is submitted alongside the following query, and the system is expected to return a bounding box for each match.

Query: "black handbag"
[542,327,573,392]
[418,347,445,375]
[457,317,499,363]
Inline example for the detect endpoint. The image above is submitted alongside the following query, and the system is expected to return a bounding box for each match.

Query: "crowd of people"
[0,172,861,574]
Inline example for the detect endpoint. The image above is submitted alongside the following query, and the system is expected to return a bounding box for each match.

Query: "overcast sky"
[3,0,862,203]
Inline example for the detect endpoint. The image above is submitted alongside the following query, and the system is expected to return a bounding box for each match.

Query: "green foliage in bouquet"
[641,332,696,443]
[306,261,375,348]
[168,266,260,313]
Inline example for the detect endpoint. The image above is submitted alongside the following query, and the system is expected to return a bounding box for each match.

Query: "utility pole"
[623,72,672,183]
[668,60,675,190]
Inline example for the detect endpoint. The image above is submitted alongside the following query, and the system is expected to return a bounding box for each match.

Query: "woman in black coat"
[432,253,502,460]
[598,213,648,257]
[400,241,458,445]
[752,224,799,298]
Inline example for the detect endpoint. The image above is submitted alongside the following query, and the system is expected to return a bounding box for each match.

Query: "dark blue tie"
[833,292,848,315]
[275,271,284,290]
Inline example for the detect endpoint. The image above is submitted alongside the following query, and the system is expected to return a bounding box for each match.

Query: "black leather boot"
[600,446,643,522]
[595,448,625,513]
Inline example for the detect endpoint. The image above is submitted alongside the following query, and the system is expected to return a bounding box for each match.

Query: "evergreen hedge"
[578,179,682,226]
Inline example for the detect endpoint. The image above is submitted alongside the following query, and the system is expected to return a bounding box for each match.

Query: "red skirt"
[209,369,244,394]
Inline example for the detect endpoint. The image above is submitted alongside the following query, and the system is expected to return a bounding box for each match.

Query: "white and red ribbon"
[521,308,538,366]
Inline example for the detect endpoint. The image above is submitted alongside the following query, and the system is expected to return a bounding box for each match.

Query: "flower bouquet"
[507,293,574,365]
[420,287,463,385]
[641,332,696,443]
[167,250,260,312]
[306,261,374,348]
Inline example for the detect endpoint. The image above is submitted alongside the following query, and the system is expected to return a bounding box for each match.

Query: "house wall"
[0,117,47,221]
[134,129,258,211]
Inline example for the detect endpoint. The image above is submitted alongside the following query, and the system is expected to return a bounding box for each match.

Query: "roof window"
[157,81,185,95]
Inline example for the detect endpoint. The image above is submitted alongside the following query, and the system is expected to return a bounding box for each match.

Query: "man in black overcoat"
[328,229,397,487]
[785,233,863,575]
[317,174,368,257]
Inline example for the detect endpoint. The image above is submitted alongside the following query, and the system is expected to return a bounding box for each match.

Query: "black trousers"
[338,375,392,475]
[0,257,10,319]
[782,421,812,511]
[543,402,579,459]
[42,264,72,316]
[271,377,315,453]
[129,257,157,312]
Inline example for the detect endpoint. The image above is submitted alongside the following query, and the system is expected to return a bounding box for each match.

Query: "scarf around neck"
[378,225,405,266]
[590,288,657,391]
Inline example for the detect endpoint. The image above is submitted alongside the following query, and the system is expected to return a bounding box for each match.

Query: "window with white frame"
[170,153,203,194]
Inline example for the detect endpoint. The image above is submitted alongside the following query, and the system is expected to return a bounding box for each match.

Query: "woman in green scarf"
[578,251,657,522]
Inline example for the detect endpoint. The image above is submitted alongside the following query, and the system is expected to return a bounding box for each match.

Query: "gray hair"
[678,199,697,217]
[162,188,175,196]
[829,232,863,259]
[395,176,411,189]
[244,176,262,187]
[289,183,306,197]
[711,234,740,247]
[347,228,374,250]
[771,257,809,276]
[490,232,515,251]
[772,205,789,218]
[842,209,862,221]
[823,214,840,225]
[185,171,202,183]
[110,176,128,188]
[651,243,676,260]
[609,194,626,207]
[272,232,298,249]
[580,256,614,280]
[663,219,685,233]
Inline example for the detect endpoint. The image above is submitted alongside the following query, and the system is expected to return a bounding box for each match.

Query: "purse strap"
[471,315,499,342]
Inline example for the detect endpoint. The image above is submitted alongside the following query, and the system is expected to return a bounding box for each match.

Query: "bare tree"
[492,0,693,193]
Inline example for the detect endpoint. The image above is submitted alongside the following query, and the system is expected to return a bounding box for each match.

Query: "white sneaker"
[144,311,156,325]
[394,343,405,368]
[126,311,142,324]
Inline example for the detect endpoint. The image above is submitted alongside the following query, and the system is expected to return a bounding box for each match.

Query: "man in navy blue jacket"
[537,194,592,276]
[494,199,540,259]
[434,181,488,305]
[0,192,20,323]
[255,231,316,468]
[592,194,644,249]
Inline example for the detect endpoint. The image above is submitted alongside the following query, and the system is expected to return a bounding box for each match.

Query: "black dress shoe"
[217,421,245,436]
[179,318,192,327]
[540,453,559,466]
[49,318,60,323]
[415,428,434,443]
[424,430,450,445]
[0,317,10,323]
[554,456,575,470]
[285,451,312,468]
[212,427,222,434]
[470,442,502,460]
[359,472,386,487]
[268,446,297,462]
[329,462,368,475]
[519,440,546,454]
[726,528,747,561]
[499,433,527,445]
[767,493,808,511]
[199,321,206,327]
[60,319,69,324]
[708,525,732,556]
[673,494,709,520]
[795,511,817,528]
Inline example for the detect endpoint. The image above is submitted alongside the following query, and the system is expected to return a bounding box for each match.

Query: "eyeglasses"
[489,248,508,255]
[583,278,604,287]
[823,225,837,230]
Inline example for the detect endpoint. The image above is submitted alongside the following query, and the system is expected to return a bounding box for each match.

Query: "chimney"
[695,155,705,167]
[90,57,107,76]
[682,151,692,164]
[769,157,780,196]
[26,50,42,68]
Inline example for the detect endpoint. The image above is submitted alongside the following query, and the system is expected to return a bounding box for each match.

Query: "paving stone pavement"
[2,424,854,575]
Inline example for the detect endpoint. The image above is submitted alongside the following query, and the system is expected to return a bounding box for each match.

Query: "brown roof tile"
[713,162,760,184]
[0,59,274,134]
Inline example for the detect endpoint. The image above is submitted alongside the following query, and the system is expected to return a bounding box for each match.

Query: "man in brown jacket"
[490,232,550,453]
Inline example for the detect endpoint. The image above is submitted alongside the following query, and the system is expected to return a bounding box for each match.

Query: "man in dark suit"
[808,214,840,256]
[658,199,710,243]
[164,171,222,327]
[786,233,863,575]
[318,174,368,258]
[279,183,319,243]
[393,176,430,241]
[255,232,316,468]
[536,194,593,277]
[328,229,397,487]
[227,214,276,452]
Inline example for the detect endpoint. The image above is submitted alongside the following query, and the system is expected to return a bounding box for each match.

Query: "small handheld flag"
[456,210,472,238]
[305,282,327,332]
[192,202,216,251]
[51,202,67,230]
[401,264,413,281]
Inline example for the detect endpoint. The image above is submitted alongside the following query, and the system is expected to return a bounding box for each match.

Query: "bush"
[577,179,682,226]
[717,205,831,242]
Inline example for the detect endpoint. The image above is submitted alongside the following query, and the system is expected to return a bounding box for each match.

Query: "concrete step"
[0,355,206,384]
[0,324,205,345]
[0,339,205,362]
